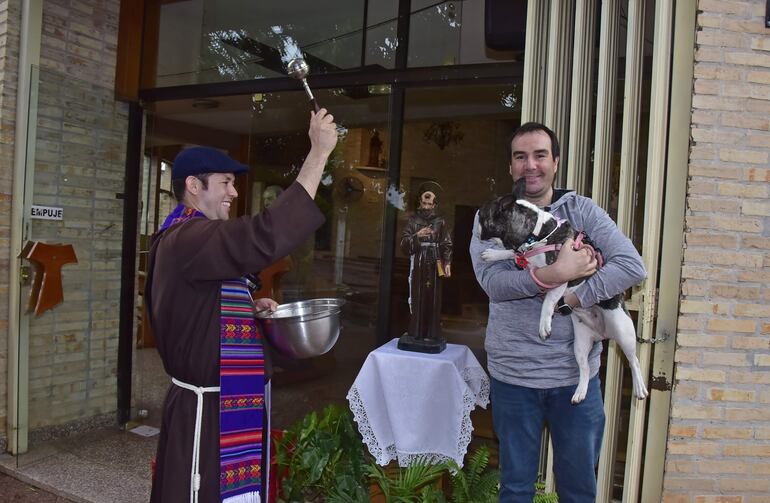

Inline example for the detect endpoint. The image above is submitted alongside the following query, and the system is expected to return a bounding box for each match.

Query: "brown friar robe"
[147,182,324,503]
[399,210,452,340]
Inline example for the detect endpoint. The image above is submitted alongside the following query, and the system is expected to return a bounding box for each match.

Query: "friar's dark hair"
[172,173,213,202]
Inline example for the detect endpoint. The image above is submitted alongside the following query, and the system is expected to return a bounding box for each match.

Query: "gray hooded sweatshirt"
[470,190,647,388]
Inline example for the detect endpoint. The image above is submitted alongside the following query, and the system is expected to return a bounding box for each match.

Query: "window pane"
[408,0,520,68]
[156,0,366,87]
[391,83,522,366]
[365,0,399,69]
[152,1,520,87]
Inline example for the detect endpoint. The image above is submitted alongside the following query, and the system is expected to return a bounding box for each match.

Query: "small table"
[347,338,489,468]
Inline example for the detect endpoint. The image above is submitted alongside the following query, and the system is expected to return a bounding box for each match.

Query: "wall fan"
[335,175,364,204]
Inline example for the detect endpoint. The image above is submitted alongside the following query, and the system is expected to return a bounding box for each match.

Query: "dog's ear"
[497,194,516,213]
[479,196,508,241]
[512,178,527,200]
[502,201,538,249]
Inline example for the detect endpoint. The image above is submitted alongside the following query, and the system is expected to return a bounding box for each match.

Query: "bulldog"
[476,180,648,404]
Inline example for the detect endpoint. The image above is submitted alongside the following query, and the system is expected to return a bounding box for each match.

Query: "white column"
[544,0,575,187]
[566,0,597,194]
[623,1,674,501]
[520,0,550,124]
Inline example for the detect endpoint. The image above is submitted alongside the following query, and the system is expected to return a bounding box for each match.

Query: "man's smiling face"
[509,130,559,207]
[191,172,238,220]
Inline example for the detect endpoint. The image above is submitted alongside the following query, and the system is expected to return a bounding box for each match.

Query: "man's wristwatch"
[557,297,573,316]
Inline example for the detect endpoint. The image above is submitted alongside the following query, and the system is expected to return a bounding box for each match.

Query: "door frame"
[7,0,43,456]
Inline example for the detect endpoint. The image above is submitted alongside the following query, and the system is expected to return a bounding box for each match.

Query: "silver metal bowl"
[256,298,345,359]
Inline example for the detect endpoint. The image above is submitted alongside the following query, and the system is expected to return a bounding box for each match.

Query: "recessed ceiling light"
[192,98,220,109]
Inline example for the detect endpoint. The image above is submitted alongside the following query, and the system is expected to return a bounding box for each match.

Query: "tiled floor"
[0,348,165,503]
[0,425,156,503]
[0,327,375,503]
[0,470,74,502]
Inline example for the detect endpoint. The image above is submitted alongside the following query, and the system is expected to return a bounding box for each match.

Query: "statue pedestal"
[397,334,446,354]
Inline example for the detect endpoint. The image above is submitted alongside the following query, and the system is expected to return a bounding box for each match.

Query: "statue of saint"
[368,130,383,167]
[398,185,452,353]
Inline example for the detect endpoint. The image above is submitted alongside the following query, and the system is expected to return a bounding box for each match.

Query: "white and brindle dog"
[476,184,648,404]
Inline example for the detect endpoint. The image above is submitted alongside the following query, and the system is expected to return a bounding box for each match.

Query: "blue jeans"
[491,376,605,503]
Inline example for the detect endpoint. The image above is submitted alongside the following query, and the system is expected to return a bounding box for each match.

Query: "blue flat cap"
[171,146,249,180]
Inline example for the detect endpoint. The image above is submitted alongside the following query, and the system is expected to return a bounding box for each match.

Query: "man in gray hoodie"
[470,122,646,502]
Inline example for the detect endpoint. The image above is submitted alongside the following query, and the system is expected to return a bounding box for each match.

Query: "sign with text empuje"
[30,205,63,221]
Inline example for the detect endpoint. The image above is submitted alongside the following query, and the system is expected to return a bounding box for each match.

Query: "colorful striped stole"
[220,280,264,503]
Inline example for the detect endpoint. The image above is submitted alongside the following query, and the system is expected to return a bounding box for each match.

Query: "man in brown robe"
[399,187,453,349]
[147,110,338,502]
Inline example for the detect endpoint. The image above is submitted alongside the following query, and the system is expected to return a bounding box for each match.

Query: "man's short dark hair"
[172,173,212,202]
[506,122,561,160]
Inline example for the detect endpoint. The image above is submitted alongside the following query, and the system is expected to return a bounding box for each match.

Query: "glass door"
[139,84,393,430]
[247,86,393,429]
[11,66,128,464]
[389,83,522,365]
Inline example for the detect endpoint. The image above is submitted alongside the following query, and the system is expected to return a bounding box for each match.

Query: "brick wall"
[664,1,770,501]
[1,0,127,441]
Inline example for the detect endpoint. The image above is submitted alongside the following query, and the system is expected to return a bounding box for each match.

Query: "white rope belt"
[172,377,220,503]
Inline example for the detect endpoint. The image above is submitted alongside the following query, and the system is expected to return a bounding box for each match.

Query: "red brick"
[709,284,760,300]
[662,494,690,503]
[721,112,770,130]
[719,148,768,164]
[729,370,770,384]
[671,404,723,420]
[695,497,743,503]
[745,168,770,181]
[731,335,770,350]
[670,425,698,437]
[681,266,736,282]
[703,427,752,439]
[687,197,741,213]
[747,70,770,85]
[677,333,727,347]
[743,236,770,250]
[709,387,755,401]
[707,319,757,333]
[734,304,770,317]
[738,270,770,282]
[667,477,717,491]
[724,443,770,458]
[676,366,726,383]
[685,232,738,248]
[718,478,769,492]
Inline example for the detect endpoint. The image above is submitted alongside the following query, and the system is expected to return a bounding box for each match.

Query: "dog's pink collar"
[513,243,562,270]
[517,230,604,290]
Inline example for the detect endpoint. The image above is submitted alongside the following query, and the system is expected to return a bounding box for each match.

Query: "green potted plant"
[367,459,448,503]
[534,480,559,502]
[445,445,499,503]
[273,404,370,502]
[273,406,509,502]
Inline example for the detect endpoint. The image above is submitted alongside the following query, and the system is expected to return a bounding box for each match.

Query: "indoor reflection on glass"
[153,0,519,87]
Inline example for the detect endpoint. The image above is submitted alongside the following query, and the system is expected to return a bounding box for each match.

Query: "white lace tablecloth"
[346,338,489,468]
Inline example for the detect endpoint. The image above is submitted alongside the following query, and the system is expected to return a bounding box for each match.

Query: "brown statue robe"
[399,209,453,340]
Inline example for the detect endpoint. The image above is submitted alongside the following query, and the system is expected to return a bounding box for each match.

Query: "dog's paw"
[539,316,552,341]
[481,249,513,262]
[571,382,588,404]
[633,380,649,400]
